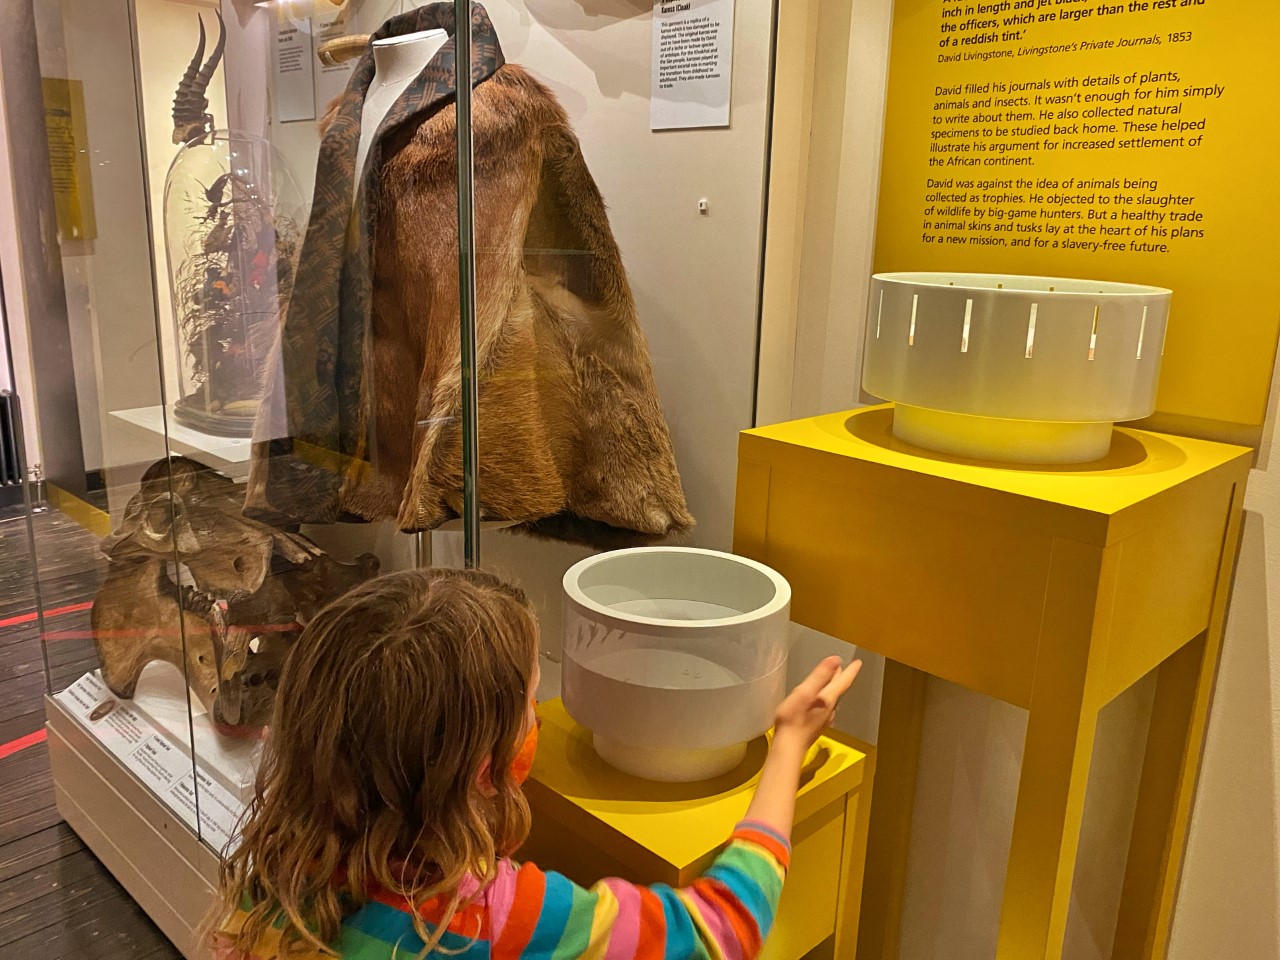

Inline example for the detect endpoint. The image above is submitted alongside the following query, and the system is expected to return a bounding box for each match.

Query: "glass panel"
[157,0,413,852]
[0,292,48,777]
[455,0,773,700]
[22,0,205,840]
[15,0,382,857]
[129,0,392,853]
[16,0,783,867]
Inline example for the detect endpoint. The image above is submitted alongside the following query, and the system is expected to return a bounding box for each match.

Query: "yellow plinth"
[733,404,1251,960]
[523,699,873,960]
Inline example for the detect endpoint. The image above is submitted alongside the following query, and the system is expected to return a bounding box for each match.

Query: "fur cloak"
[247,4,692,548]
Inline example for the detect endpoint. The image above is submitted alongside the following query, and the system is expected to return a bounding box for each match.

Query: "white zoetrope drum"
[862,272,1171,463]
[562,548,791,782]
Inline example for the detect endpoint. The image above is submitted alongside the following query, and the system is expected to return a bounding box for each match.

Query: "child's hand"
[773,656,862,751]
[745,656,863,837]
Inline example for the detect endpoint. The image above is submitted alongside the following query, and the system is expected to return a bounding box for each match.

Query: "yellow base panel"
[523,699,872,960]
[47,483,111,538]
[733,404,1251,960]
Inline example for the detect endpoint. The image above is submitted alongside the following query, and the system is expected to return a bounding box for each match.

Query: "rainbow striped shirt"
[215,820,790,959]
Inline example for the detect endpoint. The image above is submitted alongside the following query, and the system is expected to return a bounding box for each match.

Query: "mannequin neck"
[371,28,448,88]
[355,27,450,182]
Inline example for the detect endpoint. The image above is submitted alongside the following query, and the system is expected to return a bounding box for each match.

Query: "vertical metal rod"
[414,530,433,569]
[453,0,480,568]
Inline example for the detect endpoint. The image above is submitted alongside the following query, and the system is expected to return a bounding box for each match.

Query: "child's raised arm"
[491,656,862,960]
[745,656,862,838]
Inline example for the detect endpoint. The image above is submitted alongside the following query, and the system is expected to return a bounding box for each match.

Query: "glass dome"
[163,130,305,437]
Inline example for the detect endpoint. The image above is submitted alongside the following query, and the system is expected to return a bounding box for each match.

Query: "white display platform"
[55,666,255,852]
[47,696,218,960]
[110,404,252,479]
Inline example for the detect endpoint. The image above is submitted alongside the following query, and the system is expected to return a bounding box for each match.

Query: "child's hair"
[215,567,537,957]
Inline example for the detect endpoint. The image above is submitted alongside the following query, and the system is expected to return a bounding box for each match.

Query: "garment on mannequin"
[250,5,692,548]
[360,26,515,537]
[355,28,448,181]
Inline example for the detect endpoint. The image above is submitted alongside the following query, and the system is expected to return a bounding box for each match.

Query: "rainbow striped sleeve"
[490,820,791,960]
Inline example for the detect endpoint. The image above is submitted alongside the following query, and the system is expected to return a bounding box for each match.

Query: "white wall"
[0,8,43,464]
[1168,370,1280,960]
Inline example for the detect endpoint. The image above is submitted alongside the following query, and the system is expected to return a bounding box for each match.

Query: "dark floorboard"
[0,672,54,726]
[0,825,85,887]
[0,708,44,746]
[0,623,40,652]
[0,874,176,959]
[0,745,59,848]
[0,505,181,960]
[0,849,104,916]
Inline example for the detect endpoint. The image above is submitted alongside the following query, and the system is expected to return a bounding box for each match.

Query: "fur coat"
[247,5,692,548]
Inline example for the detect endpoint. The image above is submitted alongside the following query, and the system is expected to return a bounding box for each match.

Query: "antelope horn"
[171,14,206,136]
[172,11,225,143]
[197,10,227,91]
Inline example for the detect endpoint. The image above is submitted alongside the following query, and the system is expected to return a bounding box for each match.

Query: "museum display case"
[24,0,237,862]
[30,64,378,923]
[15,0,815,954]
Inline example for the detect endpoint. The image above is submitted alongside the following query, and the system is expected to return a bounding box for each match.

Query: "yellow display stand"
[733,405,1251,960]
[523,699,873,960]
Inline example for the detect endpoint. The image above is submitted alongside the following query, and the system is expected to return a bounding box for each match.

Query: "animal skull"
[92,457,379,730]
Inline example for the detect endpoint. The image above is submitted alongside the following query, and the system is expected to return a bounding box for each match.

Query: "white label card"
[274,14,316,123]
[313,7,356,117]
[56,673,245,853]
[650,0,735,131]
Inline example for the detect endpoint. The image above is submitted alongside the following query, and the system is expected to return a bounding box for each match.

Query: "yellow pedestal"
[733,404,1252,960]
[523,699,873,960]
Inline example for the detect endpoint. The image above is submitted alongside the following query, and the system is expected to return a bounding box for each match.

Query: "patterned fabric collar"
[263,2,504,517]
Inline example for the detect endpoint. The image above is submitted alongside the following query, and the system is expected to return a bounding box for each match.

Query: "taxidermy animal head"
[172,9,226,145]
[92,456,378,731]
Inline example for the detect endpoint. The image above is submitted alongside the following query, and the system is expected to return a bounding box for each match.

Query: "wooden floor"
[0,505,182,960]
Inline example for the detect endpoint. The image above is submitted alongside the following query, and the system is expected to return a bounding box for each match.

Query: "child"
[214,567,861,959]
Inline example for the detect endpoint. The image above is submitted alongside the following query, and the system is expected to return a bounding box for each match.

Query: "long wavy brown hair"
[213,567,537,957]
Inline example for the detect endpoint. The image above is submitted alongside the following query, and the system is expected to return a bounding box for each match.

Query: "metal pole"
[414,530,432,570]
[453,0,480,568]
